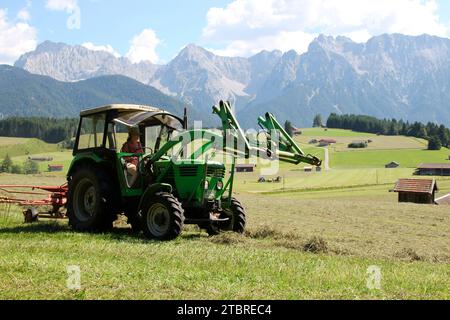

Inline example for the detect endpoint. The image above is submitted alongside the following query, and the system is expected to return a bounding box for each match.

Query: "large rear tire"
[140,192,184,241]
[207,197,246,236]
[67,166,118,232]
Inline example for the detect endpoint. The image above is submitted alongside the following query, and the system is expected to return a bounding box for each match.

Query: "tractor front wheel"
[141,192,184,241]
[207,197,246,236]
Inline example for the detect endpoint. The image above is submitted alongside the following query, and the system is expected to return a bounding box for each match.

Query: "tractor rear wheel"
[67,166,117,232]
[207,197,246,236]
[141,192,184,241]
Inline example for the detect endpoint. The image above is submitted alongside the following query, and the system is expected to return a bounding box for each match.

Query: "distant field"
[297,130,428,151]
[0,175,449,299]
[331,148,450,168]
[11,150,73,176]
[234,167,450,194]
[299,128,375,137]
[0,137,30,146]
[1,130,450,299]
[0,137,60,158]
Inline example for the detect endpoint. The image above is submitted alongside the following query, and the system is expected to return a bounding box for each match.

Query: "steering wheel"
[139,153,154,175]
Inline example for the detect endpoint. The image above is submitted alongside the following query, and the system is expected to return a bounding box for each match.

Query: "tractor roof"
[81,104,184,130]
[80,104,162,117]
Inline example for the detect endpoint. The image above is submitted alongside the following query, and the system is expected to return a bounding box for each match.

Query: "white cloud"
[82,42,121,58]
[126,29,161,64]
[210,31,316,57]
[203,0,449,56]
[17,8,31,21]
[0,9,37,65]
[46,0,81,30]
[46,0,78,11]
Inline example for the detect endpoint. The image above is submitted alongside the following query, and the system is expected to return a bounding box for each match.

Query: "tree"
[313,114,323,127]
[428,136,442,150]
[23,159,39,174]
[1,154,12,173]
[285,120,294,137]
[11,164,22,174]
[438,125,449,147]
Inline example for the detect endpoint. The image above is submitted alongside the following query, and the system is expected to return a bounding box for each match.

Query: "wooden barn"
[415,163,450,176]
[235,164,256,173]
[28,156,53,162]
[318,139,337,147]
[392,179,438,204]
[48,165,64,172]
[385,161,400,169]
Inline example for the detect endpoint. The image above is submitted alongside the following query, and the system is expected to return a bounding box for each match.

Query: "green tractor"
[66,101,321,240]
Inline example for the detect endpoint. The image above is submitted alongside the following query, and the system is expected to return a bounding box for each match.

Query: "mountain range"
[7,33,450,127]
[0,65,202,121]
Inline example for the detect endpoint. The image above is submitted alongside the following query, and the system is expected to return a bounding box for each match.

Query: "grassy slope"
[11,150,73,175]
[0,137,60,158]
[331,149,450,168]
[300,128,375,137]
[0,193,449,300]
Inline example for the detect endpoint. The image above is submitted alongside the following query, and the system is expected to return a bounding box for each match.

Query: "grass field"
[300,128,375,137]
[0,180,449,299]
[11,150,73,175]
[1,130,450,300]
[0,137,61,158]
[330,148,450,168]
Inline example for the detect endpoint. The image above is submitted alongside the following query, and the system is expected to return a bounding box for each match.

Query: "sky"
[0,0,450,65]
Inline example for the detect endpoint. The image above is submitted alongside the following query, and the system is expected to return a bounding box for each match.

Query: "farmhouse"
[29,156,53,162]
[292,127,302,135]
[318,138,337,147]
[304,166,313,172]
[48,165,64,172]
[235,164,256,173]
[415,163,450,176]
[392,179,438,204]
[385,161,400,169]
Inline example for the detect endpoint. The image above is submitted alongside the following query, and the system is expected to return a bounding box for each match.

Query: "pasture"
[1,130,450,300]
[0,137,60,158]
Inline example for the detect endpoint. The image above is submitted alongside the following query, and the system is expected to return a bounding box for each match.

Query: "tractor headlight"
[216,180,223,190]
[204,180,209,190]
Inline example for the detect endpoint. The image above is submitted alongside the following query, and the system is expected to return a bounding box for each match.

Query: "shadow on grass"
[0,222,140,239]
[0,222,70,234]
[0,222,205,243]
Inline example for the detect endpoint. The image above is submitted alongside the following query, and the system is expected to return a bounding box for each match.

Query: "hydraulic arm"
[213,101,322,167]
[258,112,322,166]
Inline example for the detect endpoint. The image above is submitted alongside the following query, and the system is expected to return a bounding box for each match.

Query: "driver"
[121,127,144,186]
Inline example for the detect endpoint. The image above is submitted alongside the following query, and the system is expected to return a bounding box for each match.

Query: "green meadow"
[1,129,450,299]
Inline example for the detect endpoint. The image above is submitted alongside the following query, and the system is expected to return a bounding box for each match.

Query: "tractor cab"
[72,104,185,194]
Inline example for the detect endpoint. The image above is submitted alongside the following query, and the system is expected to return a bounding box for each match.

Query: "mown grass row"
[0,216,449,300]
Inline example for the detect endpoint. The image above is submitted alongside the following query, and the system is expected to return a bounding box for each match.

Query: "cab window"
[77,114,106,150]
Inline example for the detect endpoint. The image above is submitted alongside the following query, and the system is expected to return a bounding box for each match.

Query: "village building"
[392,179,437,204]
[235,164,256,173]
[48,165,64,172]
[385,161,400,169]
[415,163,450,176]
